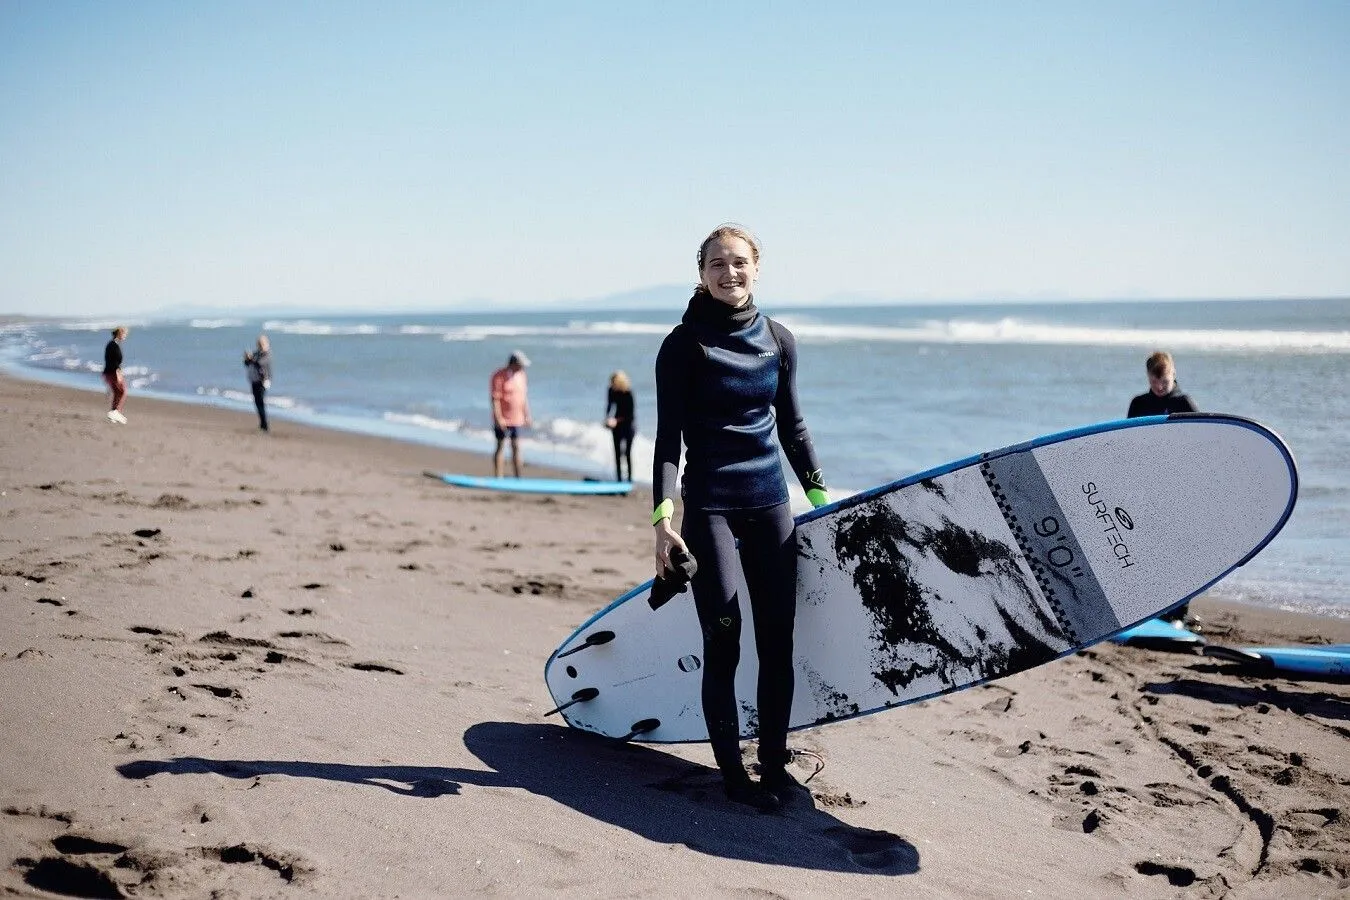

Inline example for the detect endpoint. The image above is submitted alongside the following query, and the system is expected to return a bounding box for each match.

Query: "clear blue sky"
[2,1,1347,315]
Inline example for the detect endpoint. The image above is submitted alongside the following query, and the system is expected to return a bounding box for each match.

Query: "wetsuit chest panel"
[683,317,787,510]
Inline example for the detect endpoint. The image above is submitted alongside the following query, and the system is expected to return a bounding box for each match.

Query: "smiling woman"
[649,223,832,811]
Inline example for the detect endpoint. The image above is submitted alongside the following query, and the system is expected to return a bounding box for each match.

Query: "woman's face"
[699,236,758,307]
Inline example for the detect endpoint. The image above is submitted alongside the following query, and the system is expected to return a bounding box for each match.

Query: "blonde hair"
[696,223,760,276]
[112,326,127,340]
[609,370,631,392]
[257,334,270,352]
[1146,351,1174,378]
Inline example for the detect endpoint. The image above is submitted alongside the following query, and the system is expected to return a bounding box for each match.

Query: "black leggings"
[681,503,796,776]
[611,426,633,482]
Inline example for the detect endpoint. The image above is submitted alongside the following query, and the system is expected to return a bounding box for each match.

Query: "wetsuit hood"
[682,290,759,333]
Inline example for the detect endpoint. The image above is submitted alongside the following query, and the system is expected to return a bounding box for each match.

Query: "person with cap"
[490,350,533,477]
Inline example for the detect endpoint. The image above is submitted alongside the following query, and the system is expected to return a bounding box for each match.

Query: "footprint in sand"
[1134,860,1198,887]
[10,827,132,899]
[505,578,568,598]
[346,662,404,675]
[18,854,126,899]
[208,843,302,884]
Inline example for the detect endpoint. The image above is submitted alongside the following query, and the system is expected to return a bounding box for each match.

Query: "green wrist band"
[806,488,831,509]
[652,498,674,525]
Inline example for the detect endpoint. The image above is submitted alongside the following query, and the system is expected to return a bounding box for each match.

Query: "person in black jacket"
[103,327,128,424]
[1127,350,1197,418]
[652,224,830,812]
[243,334,272,431]
[604,370,636,482]
[1128,350,1198,622]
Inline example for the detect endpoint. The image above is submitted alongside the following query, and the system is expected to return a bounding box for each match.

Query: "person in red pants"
[103,327,128,424]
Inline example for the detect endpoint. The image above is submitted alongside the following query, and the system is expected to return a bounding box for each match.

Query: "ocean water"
[3,298,1347,618]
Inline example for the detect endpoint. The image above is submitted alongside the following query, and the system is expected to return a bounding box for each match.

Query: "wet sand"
[2,373,1347,898]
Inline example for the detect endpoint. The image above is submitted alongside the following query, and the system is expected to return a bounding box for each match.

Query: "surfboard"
[1203,644,1350,677]
[424,471,632,496]
[1109,618,1205,649]
[544,413,1298,742]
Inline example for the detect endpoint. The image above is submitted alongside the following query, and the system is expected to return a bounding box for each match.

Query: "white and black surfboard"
[544,414,1298,742]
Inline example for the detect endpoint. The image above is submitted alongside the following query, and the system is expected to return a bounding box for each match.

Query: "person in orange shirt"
[490,351,533,477]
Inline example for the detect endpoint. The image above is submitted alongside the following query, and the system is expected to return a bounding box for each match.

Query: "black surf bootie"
[759,766,811,802]
[722,772,781,813]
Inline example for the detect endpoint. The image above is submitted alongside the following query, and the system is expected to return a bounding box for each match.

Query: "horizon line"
[5,294,1348,323]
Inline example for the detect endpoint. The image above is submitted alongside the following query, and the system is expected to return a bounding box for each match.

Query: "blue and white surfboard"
[425,471,632,496]
[545,414,1298,742]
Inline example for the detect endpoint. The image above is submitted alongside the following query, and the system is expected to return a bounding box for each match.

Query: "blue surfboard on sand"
[545,413,1297,743]
[1203,644,1350,678]
[1109,618,1205,650]
[424,471,632,496]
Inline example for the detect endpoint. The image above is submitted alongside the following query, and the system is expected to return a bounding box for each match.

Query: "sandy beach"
[2,372,1348,899]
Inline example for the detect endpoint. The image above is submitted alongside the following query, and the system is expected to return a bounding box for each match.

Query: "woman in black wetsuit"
[652,224,830,811]
[605,370,635,482]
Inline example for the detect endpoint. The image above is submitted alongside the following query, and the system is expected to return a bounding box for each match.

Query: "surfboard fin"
[544,687,600,717]
[555,630,616,658]
[618,718,660,742]
[1202,645,1274,671]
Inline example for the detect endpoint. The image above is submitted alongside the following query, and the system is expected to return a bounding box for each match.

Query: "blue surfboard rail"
[1109,618,1205,648]
[424,471,632,496]
[1204,644,1350,678]
[544,414,1300,738]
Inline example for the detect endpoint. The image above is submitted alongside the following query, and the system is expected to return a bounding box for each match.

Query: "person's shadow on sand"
[118,721,919,875]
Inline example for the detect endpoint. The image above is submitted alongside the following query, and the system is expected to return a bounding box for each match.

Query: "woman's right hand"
[653,519,689,579]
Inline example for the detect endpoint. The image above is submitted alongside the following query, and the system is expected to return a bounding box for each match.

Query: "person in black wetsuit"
[1127,350,1198,418]
[1128,350,1198,622]
[605,370,636,482]
[652,224,830,812]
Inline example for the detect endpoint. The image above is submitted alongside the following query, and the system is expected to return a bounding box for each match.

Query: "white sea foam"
[262,319,382,336]
[190,319,248,329]
[56,319,149,332]
[775,316,1350,353]
[195,385,300,410]
[383,412,466,433]
[437,320,669,342]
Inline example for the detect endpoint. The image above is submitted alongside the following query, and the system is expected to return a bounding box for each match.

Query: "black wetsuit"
[606,387,635,481]
[1127,385,1197,418]
[653,292,825,778]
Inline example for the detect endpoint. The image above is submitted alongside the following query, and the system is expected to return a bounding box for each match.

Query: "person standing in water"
[1127,350,1198,622]
[652,224,830,812]
[490,351,533,477]
[243,334,272,432]
[605,370,636,482]
[103,327,129,424]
